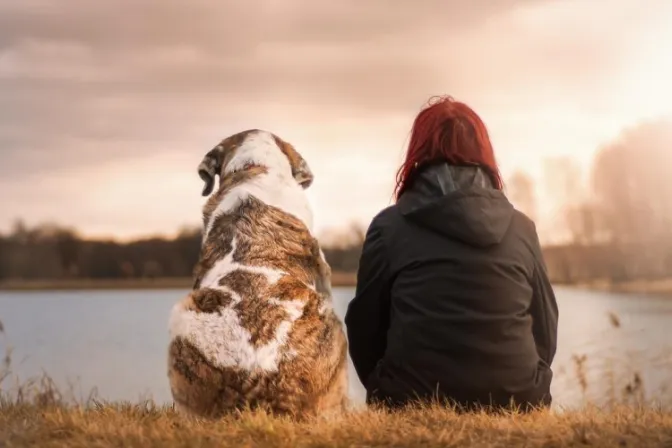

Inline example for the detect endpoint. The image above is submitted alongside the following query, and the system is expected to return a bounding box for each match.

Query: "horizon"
[1,0,671,244]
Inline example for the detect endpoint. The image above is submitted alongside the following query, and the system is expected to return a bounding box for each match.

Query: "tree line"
[1,119,670,285]
[506,119,672,283]
[0,221,366,281]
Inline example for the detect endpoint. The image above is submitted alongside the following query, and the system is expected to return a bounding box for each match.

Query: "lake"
[1,286,671,409]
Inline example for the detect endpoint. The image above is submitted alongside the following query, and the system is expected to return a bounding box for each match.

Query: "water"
[1,286,670,408]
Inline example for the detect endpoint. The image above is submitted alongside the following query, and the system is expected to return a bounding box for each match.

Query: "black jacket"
[344,163,558,410]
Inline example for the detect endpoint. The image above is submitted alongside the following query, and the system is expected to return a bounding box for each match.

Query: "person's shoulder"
[511,209,535,229]
[508,209,545,260]
[509,209,540,238]
[368,204,400,230]
[361,205,401,246]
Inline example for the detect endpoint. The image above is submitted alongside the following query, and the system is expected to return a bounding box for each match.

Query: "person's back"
[345,96,558,411]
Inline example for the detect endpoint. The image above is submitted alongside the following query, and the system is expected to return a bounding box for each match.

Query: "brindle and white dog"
[167,129,348,419]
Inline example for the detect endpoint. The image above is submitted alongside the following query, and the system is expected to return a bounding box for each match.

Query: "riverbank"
[4,275,672,297]
[565,278,672,297]
[0,272,358,291]
[1,401,670,447]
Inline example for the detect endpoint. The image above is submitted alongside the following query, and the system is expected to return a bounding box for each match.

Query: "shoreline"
[2,276,672,297]
[0,272,358,291]
[555,278,672,297]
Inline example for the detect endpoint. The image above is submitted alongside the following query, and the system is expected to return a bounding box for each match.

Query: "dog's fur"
[167,129,348,419]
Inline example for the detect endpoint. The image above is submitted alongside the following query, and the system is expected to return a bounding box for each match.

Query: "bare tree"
[543,156,583,208]
[507,170,537,221]
[589,119,672,279]
[592,120,672,245]
[565,202,601,245]
[542,156,588,243]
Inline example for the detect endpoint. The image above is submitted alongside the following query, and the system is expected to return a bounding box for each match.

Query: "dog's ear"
[273,135,314,189]
[198,130,258,196]
[197,146,224,197]
[293,157,314,189]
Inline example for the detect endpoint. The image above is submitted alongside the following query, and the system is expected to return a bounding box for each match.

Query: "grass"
[2,400,672,447]
[2,324,672,446]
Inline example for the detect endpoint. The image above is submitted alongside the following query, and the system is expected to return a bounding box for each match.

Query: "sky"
[1,0,671,243]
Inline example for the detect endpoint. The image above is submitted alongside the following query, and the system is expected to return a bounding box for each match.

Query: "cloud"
[1,0,670,238]
[0,1,542,178]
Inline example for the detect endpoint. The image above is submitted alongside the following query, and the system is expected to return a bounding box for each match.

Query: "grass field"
[2,398,672,447]
[2,355,671,447]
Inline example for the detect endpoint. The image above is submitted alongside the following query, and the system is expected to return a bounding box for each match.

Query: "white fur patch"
[169,237,307,372]
[203,130,314,239]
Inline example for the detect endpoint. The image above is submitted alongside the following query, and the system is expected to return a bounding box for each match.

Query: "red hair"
[394,96,503,200]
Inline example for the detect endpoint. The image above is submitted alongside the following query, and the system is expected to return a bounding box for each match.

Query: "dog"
[167,129,348,419]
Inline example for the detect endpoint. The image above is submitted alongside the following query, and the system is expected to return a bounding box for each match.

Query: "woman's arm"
[344,215,392,387]
[529,230,559,366]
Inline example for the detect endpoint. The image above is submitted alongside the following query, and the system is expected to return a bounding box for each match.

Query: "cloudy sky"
[1,0,671,242]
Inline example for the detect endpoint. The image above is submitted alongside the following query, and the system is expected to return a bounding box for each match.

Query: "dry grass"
[2,365,671,446]
[2,399,672,447]
[2,319,672,446]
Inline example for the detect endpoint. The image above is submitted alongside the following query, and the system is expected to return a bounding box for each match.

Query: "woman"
[344,96,558,412]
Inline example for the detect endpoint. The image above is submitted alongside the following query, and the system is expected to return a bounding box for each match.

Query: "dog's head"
[197,129,314,196]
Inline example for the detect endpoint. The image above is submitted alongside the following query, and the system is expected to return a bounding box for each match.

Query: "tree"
[565,202,601,245]
[542,157,588,243]
[589,119,672,279]
[506,170,537,221]
[591,120,672,245]
[543,157,583,208]
[53,228,81,277]
[9,219,29,244]
[142,260,163,279]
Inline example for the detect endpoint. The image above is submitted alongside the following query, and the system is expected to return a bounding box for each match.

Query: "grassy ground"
[2,399,672,447]
[1,359,671,447]
[0,272,358,291]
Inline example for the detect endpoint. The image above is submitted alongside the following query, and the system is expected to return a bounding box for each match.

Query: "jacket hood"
[397,163,514,247]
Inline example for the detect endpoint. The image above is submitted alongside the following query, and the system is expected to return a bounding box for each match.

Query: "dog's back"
[168,130,348,418]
